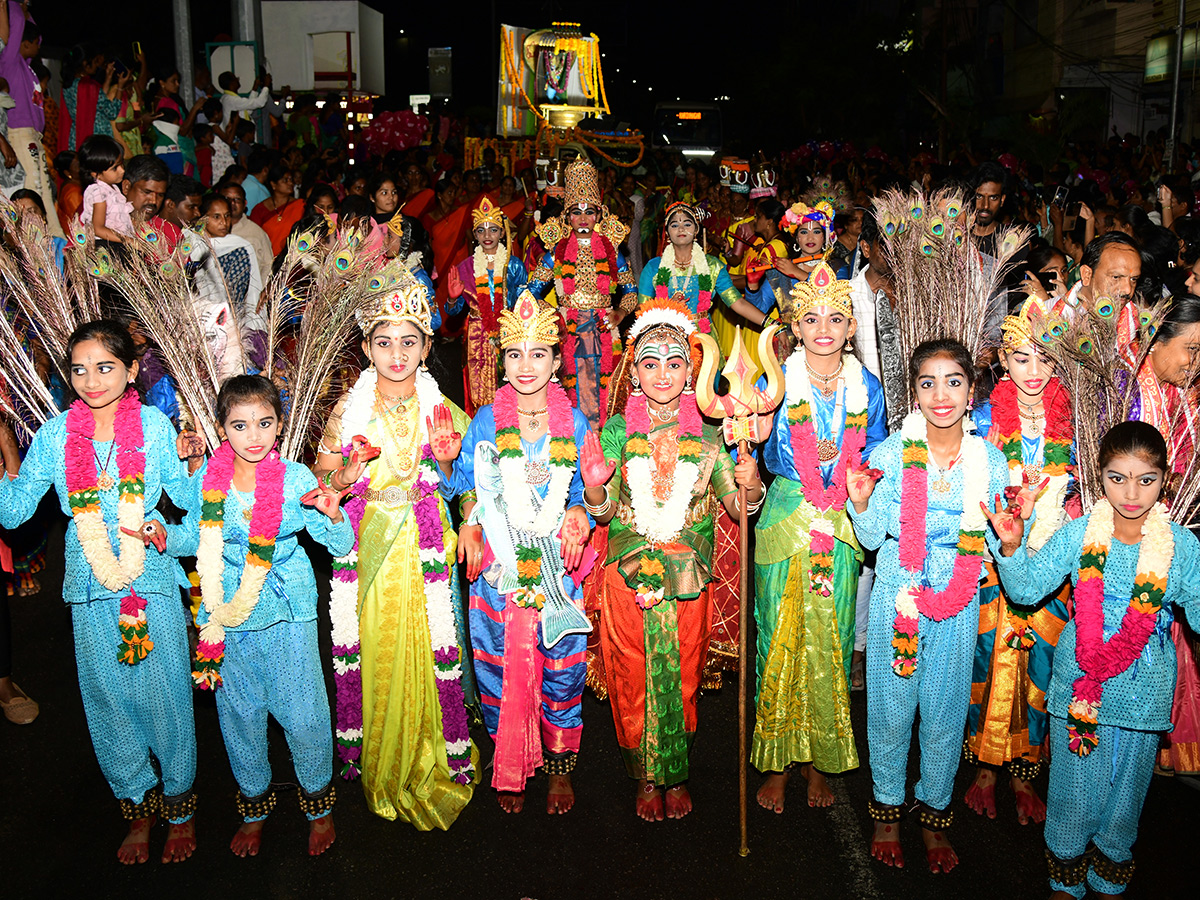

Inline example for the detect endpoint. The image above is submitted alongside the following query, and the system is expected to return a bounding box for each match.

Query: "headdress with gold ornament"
[387,209,406,239]
[782,201,836,253]
[498,290,563,349]
[355,270,434,336]
[801,176,851,215]
[608,297,701,417]
[471,195,512,249]
[784,261,854,322]
[564,157,602,211]
[1001,294,1051,351]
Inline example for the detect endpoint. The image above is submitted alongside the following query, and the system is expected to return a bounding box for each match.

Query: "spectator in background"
[0,4,61,237]
[0,75,25,197]
[248,162,303,254]
[120,152,168,221]
[1158,174,1193,233]
[242,148,271,213]
[217,70,270,129]
[1057,231,1142,319]
[161,173,202,230]
[219,179,273,284]
[54,149,82,232]
[971,161,1008,258]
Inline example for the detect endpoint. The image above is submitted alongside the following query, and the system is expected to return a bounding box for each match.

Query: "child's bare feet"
[964,767,997,818]
[636,780,663,822]
[800,764,834,807]
[756,771,789,813]
[547,774,574,814]
[117,815,155,865]
[230,820,264,857]
[869,820,903,868]
[308,814,335,856]
[1012,775,1046,825]
[921,827,958,873]
[497,791,525,813]
[664,784,692,819]
[162,820,196,863]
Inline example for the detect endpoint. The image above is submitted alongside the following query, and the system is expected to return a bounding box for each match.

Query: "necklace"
[93,439,118,491]
[928,448,960,493]
[650,403,680,423]
[805,357,844,397]
[376,393,420,481]
[518,404,548,430]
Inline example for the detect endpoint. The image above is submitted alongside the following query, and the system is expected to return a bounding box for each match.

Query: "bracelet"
[734,493,764,515]
[584,486,612,516]
[321,470,334,488]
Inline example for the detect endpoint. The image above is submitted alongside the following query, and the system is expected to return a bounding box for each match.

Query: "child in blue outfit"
[177,374,352,857]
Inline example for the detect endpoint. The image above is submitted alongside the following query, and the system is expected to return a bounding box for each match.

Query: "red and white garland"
[472,243,509,334]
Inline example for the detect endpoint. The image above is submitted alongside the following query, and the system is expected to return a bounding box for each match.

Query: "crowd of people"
[1,5,1199,898]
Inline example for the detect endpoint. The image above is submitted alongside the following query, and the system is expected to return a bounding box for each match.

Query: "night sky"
[44,0,924,152]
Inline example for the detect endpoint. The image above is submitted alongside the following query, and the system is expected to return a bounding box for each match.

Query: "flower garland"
[191,442,286,689]
[1066,499,1173,756]
[493,381,577,608]
[782,348,868,599]
[654,244,713,333]
[561,308,616,416]
[473,243,509,334]
[328,366,473,783]
[891,411,990,677]
[624,390,704,609]
[988,376,1074,649]
[65,388,150,664]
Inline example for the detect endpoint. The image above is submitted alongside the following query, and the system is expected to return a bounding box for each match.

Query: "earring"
[551,373,560,383]
[631,375,643,396]
[967,399,974,412]
[683,375,694,395]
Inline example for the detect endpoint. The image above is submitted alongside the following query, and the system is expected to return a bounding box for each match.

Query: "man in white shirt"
[220,180,274,285]
[217,71,270,126]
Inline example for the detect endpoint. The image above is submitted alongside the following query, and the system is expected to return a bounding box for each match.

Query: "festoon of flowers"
[493,381,577,609]
[654,242,713,333]
[1066,498,1173,757]
[473,241,509,334]
[191,441,286,690]
[783,347,868,600]
[891,411,990,677]
[988,375,1074,649]
[556,231,618,413]
[64,388,151,665]
[623,381,704,611]
[327,366,473,783]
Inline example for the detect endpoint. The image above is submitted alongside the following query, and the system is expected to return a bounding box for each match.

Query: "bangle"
[321,470,334,488]
[584,486,612,516]
[733,493,764,515]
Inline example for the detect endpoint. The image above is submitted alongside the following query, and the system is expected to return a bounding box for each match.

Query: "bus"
[651,102,723,158]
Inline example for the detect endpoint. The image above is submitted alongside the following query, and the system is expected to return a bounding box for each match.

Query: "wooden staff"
[694,325,785,857]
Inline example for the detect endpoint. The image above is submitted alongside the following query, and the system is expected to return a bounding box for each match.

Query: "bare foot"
[664,784,693,819]
[756,771,788,813]
[547,774,574,814]
[850,649,865,691]
[308,814,335,856]
[230,820,264,857]
[162,820,196,863]
[497,791,525,813]
[636,780,664,822]
[922,827,958,873]
[1012,775,1046,825]
[800,764,834,807]
[964,767,997,818]
[869,820,903,868]
[117,815,155,865]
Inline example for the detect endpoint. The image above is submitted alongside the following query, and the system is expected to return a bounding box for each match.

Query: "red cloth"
[401,187,435,221]
[149,216,182,251]
[58,78,100,153]
[249,198,305,255]
[56,182,83,235]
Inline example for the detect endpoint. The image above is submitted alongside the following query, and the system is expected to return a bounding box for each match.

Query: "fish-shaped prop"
[470,441,592,649]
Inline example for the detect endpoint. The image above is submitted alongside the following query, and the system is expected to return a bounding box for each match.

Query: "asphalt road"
[1,523,1194,900]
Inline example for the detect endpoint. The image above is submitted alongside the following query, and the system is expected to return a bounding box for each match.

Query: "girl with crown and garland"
[963,297,1074,826]
[744,200,838,322]
[179,374,352,857]
[440,290,593,814]
[846,337,1014,874]
[313,274,478,830]
[984,420,1200,900]
[578,296,764,821]
[0,320,200,865]
[748,263,887,814]
[527,157,637,429]
[447,197,529,414]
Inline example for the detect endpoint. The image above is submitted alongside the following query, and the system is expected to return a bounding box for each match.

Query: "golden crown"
[1001,295,1050,351]
[564,157,601,210]
[472,196,507,230]
[786,262,853,320]
[356,273,434,336]
[498,290,562,349]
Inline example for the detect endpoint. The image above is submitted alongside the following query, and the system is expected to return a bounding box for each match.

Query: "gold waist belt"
[563,292,611,310]
[362,482,431,508]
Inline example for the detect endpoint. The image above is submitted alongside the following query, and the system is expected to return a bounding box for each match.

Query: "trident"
[693,323,785,857]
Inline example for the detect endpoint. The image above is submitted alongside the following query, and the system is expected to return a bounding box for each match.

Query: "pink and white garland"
[891,411,990,677]
[329,366,473,783]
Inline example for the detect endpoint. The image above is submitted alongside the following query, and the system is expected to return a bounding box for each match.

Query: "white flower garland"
[497,387,574,539]
[473,242,509,297]
[625,427,701,546]
[783,347,868,432]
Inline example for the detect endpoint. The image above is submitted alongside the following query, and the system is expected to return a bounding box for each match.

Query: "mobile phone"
[1051,186,1069,208]
[132,41,142,59]
[1063,201,1081,232]
[1034,270,1057,291]
[112,58,128,77]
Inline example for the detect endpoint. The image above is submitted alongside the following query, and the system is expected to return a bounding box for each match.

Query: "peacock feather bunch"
[801,176,851,214]
[873,186,1030,410]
